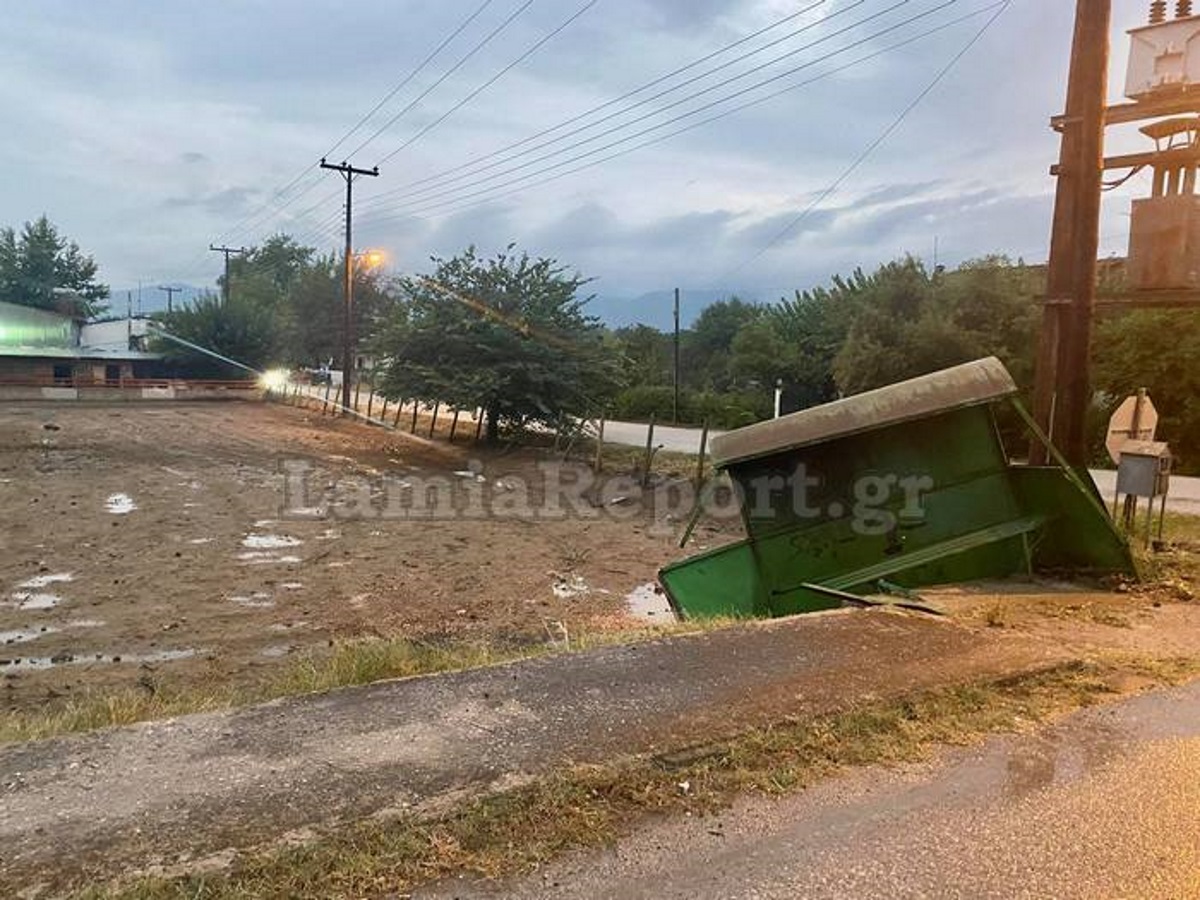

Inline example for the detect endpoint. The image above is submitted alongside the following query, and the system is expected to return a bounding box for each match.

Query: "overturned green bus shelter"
[659,357,1135,620]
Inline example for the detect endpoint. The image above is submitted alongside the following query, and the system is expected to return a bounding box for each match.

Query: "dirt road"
[446,679,1200,899]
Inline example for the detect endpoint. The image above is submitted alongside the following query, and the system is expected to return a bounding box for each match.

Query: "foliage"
[830,256,1039,396]
[684,297,763,391]
[0,215,109,318]
[610,384,769,430]
[375,246,622,441]
[1093,308,1200,472]
[153,292,275,378]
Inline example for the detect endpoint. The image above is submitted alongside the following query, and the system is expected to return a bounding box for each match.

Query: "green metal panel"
[660,360,1136,621]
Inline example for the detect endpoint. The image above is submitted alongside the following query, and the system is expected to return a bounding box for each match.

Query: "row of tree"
[4,216,1195,467]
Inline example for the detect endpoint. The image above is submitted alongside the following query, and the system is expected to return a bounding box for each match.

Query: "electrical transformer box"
[1128,193,1200,289]
[1126,14,1200,99]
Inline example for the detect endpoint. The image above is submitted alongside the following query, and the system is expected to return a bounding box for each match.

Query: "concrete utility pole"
[320,158,380,415]
[1030,0,1111,467]
[209,244,247,306]
[157,285,182,314]
[673,287,681,423]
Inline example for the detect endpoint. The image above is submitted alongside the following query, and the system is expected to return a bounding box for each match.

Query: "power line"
[356,1,975,226]
[174,1,499,279]
[342,0,536,161]
[367,0,831,202]
[717,0,1011,283]
[366,0,924,212]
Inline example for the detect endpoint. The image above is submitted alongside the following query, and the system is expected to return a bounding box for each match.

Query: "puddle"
[188,537,215,545]
[0,648,201,671]
[625,582,676,621]
[552,574,591,599]
[237,553,301,566]
[279,582,304,591]
[12,592,63,610]
[17,573,73,589]
[242,534,302,549]
[230,592,275,609]
[253,519,278,528]
[105,493,137,514]
[1,626,59,645]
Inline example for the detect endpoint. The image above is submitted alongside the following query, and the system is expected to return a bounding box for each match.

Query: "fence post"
[394,398,405,428]
[366,371,376,420]
[695,419,709,487]
[352,377,362,417]
[379,396,389,425]
[474,407,485,442]
[640,414,656,488]
[411,401,420,433]
[593,416,605,473]
[428,401,440,438]
[448,409,460,442]
[322,380,332,415]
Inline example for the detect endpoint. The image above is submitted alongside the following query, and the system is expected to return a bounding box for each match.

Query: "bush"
[610,385,770,430]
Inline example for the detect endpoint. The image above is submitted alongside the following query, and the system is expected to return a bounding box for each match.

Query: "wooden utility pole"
[209,245,246,306]
[157,285,182,314]
[673,287,681,423]
[320,158,380,415]
[1030,0,1111,467]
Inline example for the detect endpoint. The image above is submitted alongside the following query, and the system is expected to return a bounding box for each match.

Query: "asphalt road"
[603,419,1200,515]
[427,679,1200,900]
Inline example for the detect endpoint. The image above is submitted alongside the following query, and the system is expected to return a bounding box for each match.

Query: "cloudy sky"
[0,0,1166,319]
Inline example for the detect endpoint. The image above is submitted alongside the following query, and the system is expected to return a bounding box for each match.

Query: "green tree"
[610,324,672,387]
[375,246,620,442]
[0,216,108,317]
[684,297,763,391]
[831,256,1038,395]
[1093,308,1200,471]
[153,292,275,378]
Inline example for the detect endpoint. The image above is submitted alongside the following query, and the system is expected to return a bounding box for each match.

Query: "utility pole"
[320,157,380,414]
[157,285,182,314]
[209,244,246,306]
[673,287,681,423]
[1030,0,1111,467]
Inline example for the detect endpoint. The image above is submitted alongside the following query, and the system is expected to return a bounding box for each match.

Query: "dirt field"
[0,401,733,711]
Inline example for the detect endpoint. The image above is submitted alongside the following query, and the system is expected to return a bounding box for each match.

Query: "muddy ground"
[0,401,735,711]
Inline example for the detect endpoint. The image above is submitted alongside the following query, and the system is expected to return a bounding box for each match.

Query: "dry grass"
[80,656,1198,900]
[0,619,739,745]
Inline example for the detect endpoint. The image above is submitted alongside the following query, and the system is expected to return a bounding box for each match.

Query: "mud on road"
[0,401,727,711]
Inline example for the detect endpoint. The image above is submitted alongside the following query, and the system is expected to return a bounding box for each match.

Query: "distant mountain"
[104,285,209,317]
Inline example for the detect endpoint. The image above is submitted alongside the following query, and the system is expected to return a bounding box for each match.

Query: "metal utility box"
[1126,14,1200,100]
[1128,193,1200,289]
[1116,440,1172,498]
[660,358,1134,620]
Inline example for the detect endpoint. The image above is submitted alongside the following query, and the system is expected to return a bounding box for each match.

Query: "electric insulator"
[1177,0,1194,19]
[1152,0,1168,22]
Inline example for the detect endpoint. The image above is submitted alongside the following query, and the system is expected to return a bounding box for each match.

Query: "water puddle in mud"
[0,647,200,671]
[17,573,74,589]
[230,592,275,608]
[625,582,675,621]
[105,493,137,514]
[1,626,59,645]
[13,593,63,610]
[241,534,302,549]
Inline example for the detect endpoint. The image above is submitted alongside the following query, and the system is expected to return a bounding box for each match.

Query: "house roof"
[710,357,1018,468]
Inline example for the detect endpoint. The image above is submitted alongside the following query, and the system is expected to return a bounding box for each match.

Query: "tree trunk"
[485,403,501,443]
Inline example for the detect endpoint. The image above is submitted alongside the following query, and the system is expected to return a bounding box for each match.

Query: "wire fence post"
[640,414,656,488]
[428,401,440,438]
[322,380,332,415]
[695,419,709,487]
[594,416,605,473]
[474,406,485,442]
[393,398,405,428]
[448,409,460,442]
[366,370,376,420]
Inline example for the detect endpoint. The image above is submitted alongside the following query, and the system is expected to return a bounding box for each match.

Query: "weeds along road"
[434,678,1200,900]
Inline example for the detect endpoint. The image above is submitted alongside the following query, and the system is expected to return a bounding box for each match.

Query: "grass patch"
[79,656,1198,900]
[0,619,740,745]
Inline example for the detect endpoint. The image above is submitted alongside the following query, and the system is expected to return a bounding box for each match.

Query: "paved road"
[429,679,1200,900]
[603,420,1200,515]
[0,610,1056,891]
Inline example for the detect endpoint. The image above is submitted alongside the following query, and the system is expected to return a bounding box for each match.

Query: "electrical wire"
[716,0,1011,283]
[356,0,980,227]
